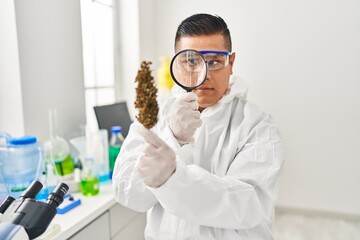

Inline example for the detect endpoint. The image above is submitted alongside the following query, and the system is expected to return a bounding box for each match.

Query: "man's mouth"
[196,86,213,91]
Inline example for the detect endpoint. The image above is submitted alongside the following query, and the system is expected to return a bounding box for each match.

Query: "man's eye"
[187,58,200,65]
[208,60,219,66]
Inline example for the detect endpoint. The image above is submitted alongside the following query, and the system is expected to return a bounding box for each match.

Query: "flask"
[80,157,99,196]
[36,162,58,200]
[43,109,74,177]
[109,126,125,178]
[70,128,110,184]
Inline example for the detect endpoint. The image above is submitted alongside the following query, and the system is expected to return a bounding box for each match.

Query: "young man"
[112,13,284,239]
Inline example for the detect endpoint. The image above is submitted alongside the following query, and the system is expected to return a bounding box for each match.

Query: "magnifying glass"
[170,49,208,92]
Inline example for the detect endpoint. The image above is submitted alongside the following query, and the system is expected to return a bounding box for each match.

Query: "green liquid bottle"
[55,154,75,176]
[109,145,120,173]
[81,157,99,196]
[109,126,125,178]
[81,176,99,196]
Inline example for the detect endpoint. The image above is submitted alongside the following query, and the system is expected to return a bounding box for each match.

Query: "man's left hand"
[135,124,176,188]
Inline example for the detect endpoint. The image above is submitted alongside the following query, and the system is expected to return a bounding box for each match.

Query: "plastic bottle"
[89,129,110,183]
[1,136,42,198]
[109,126,125,178]
[80,157,99,196]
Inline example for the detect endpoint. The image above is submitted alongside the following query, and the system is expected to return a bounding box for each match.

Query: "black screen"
[93,102,133,139]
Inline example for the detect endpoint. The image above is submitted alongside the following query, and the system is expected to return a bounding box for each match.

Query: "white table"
[38,182,146,240]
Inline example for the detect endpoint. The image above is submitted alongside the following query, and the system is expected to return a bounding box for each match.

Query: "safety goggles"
[172,49,232,74]
[198,50,231,71]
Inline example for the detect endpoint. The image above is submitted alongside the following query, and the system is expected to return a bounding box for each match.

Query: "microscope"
[0,181,69,239]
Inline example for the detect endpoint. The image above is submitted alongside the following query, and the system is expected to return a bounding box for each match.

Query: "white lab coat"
[112,76,284,240]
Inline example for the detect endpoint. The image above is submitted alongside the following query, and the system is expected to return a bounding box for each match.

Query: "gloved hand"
[169,92,202,144]
[135,124,176,188]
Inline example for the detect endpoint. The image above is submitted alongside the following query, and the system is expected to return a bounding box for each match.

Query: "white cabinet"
[112,214,146,240]
[109,204,146,240]
[69,212,111,240]
[68,204,146,240]
[42,183,146,240]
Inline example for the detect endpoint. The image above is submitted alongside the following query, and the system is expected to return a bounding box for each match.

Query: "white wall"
[115,0,141,118]
[13,0,86,141]
[0,0,24,137]
[139,0,360,215]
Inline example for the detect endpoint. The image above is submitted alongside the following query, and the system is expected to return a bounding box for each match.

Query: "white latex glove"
[169,92,202,144]
[135,124,176,188]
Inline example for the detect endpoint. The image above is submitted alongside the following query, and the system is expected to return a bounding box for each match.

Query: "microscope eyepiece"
[0,196,15,214]
[46,183,69,208]
[20,181,43,199]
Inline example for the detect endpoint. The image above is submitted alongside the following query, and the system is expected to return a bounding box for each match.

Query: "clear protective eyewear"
[199,50,231,71]
[170,49,231,92]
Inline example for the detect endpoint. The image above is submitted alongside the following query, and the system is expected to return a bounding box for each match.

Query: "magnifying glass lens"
[170,50,207,91]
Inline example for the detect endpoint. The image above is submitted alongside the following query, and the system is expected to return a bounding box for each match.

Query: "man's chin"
[198,101,215,111]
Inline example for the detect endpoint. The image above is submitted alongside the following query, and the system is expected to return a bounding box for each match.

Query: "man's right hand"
[169,92,202,144]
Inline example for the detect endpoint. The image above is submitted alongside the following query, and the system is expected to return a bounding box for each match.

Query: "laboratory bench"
[38,182,146,240]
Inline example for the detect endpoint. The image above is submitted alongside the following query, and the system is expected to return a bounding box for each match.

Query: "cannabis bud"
[135,61,159,129]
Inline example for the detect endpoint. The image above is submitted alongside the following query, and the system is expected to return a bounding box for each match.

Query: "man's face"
[175,34,235,111]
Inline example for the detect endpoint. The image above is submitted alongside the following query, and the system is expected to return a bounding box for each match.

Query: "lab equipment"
[80,157,99,196]
[70,129,110,183]
[56,194,81,214]
[170,49,208,92]
[0,134,42,199]
[0,180,69,239]
[93,102,133,138]
[43,109,74,177]
[170,49,232,91]
[109,126,125,178]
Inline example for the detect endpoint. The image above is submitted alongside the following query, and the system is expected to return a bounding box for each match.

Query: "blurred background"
[1,0,359,239]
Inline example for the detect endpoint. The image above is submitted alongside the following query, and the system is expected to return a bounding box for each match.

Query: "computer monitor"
[93,102,133,139]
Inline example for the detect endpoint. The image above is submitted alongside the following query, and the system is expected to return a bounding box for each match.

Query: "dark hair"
[175,13,232,52]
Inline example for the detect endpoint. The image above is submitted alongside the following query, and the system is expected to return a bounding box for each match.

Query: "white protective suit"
[112,76,284,240]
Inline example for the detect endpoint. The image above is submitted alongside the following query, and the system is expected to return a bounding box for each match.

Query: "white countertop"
[38,182,117,240]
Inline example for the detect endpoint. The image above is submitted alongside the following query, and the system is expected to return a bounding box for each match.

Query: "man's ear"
[229,52,236,75]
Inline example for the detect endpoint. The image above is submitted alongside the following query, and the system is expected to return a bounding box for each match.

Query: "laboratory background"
[1,0,360,239]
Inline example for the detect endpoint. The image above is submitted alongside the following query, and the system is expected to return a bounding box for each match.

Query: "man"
[112,13,284,239]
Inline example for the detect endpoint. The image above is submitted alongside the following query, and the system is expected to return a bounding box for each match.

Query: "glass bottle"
[108,126,125,178]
